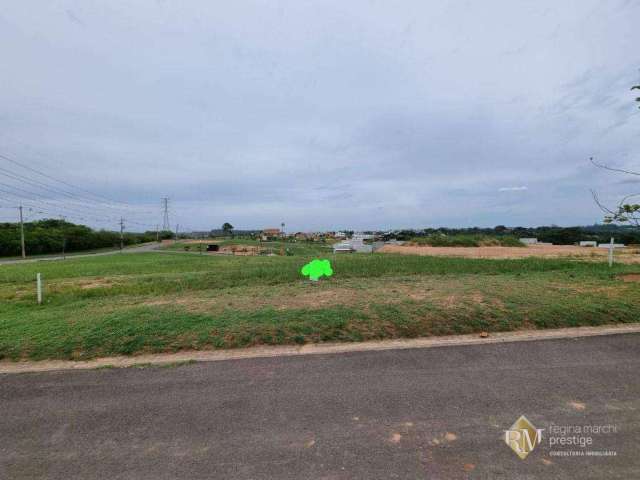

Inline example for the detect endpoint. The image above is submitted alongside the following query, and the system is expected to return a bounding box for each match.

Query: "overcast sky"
[1,0,639,231]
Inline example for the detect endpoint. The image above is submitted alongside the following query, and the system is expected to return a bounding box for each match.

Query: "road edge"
[2,323,639,374]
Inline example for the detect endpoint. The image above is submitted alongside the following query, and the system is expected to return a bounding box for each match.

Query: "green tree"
[0,219,155,257]
[222,222,234,236]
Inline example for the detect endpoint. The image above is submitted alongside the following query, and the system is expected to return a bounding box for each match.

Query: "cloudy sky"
[1,0,639,231]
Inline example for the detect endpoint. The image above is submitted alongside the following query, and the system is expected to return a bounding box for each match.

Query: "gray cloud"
[0,0,639,231]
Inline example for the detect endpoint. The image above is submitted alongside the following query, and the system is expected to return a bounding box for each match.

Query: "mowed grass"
[1,251,639,361]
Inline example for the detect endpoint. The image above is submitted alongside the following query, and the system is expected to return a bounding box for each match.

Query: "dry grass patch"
[135,277,476,314]
[130,274,610,316]
[618,273,640,283]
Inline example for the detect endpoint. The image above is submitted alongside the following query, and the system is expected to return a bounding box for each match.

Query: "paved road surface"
[1,334,638,479]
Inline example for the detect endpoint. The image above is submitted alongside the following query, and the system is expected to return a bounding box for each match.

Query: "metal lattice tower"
[161,197,170,231]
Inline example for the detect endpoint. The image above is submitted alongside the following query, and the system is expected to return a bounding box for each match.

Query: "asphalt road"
[1,334,638,479]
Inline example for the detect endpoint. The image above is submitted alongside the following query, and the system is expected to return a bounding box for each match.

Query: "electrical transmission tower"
[161,197,170,231]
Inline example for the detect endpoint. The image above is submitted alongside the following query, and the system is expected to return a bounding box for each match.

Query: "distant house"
[332,237,377,254]
[261,228,281,241]
[352,233,374,242]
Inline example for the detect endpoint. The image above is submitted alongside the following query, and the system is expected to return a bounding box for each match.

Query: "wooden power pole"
[19,205,26,259]
[119,218,125,252]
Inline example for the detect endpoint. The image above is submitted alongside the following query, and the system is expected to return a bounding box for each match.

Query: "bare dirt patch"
[178,240,266,255]
[568,401,587,411]
[78,278,115,289]
[618,274,640,283]
[51,277,118,291]
[219,245,264,256]
[378,244,640,263]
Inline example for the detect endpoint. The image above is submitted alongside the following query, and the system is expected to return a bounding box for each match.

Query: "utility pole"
[119,217,125,252]
[156,224,160,242]
[175,224,179,242]
[60,216,67,260]
[280,222,285,256]
[162,197,170,231]
[18,205,26,259]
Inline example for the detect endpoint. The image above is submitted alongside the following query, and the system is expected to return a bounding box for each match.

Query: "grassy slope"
[1,252,639,360]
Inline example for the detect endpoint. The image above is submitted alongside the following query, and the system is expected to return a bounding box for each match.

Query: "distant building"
[333,241,354,253]
[332,236,379,254]
[353,233,374,241]
[261,228,281,241]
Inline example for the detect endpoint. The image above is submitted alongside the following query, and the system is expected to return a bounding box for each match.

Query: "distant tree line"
[0,219,173,257]
[392,225,640,245]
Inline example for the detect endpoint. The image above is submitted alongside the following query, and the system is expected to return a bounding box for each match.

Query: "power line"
[0,152,176,232]
[0,194,153,228]
[0,184,126,222]
[0,156,156,217]
[0,152,155,212]
[0,174,158,229]
[0,189,123,224]
[0,166,134,217]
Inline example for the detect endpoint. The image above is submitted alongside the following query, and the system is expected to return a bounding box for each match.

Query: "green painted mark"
[301,259,334,281]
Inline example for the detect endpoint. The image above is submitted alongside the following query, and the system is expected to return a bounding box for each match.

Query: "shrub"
[410,234,525,247]
[0,219,155,257]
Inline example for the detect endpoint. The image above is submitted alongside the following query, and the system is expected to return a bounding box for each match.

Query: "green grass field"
[1,250,639,361]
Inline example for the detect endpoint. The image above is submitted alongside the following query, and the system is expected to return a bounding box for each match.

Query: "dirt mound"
[219,245,264,256]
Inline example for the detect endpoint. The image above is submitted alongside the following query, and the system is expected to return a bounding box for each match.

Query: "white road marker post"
[36,273,42,305]
[608,237,614,268]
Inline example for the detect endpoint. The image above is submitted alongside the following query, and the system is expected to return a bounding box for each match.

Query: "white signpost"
[608,237,614,268]
[36,273,42,305]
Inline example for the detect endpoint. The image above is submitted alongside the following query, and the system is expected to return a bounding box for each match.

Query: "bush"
[498,236,526,247]
[410,234,525,247]
[0,219,154,257]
